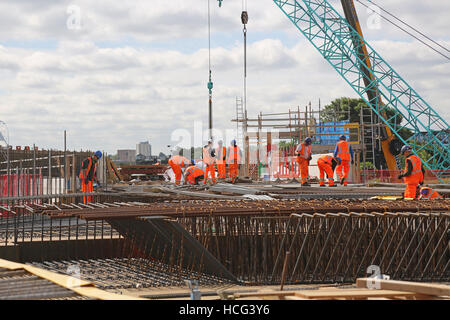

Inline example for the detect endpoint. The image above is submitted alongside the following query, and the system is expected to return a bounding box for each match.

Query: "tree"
[321,97,413,141]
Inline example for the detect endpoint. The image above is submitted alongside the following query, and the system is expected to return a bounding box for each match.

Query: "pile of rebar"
[41,199,450,220]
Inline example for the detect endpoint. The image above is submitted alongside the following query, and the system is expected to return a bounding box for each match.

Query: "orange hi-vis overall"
[336,140,351,186]
[317,155,335,186]
[185,166,205,185]
[403,155,423,199]
[227,146,241,182]
[418,187,441,200]
[216,146,227,179]
[203,147,216,183]
[168,155,190,185]
[296,143,311,184]
[79,156,97,204]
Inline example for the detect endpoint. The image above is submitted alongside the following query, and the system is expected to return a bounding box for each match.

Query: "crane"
[271,0,449,184]
[340,0,402,173]
[216,0,449,183]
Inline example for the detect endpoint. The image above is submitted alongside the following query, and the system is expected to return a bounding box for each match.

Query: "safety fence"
[0,174,43,198]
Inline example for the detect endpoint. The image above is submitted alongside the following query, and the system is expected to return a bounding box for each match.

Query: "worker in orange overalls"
[216,140,227,180]
[79,150,102,204]
[334,135,354,186]
[317,155,341,187]
[184,164,205,185]
[418,186,442,200]
[202,140,217,184]
[168,152,191,185]
[397,146,425,199]
[295,137,312,186]
[226,139,242,184]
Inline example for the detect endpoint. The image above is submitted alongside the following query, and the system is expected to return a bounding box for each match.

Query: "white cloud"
[0,0,448,155]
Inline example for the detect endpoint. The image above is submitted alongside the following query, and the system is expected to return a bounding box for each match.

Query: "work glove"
[84,178,89,185]
[397,174,403,180]
[351,160,354,165]
[419,181,424,186]
[307,156,312,161]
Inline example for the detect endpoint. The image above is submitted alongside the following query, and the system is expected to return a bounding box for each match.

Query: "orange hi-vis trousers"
[168,160,182,185]
[217,163,226,179]
[336,160,350,185]
[229,163,239,181]
[81,180,93,204]
[204,163,216,183]
[404,183,419,199]
[317,159,334,186]
[297,158,309,184]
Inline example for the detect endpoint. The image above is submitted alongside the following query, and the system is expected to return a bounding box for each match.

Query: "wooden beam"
[294,289,428,300]
[356,278,450,297]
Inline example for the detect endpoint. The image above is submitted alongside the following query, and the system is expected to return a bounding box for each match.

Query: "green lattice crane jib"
[273,0,450,183]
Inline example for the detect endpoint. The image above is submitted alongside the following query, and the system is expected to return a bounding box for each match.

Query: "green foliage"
[360,161,375,170]
[320,97,365,123]
[321,97,414,141]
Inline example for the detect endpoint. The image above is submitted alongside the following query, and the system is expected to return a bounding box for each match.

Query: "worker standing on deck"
[317,155,341,187]
[397,146,425,199]
[202,140,217,184]
[216,140,227,180]
[184,165,205,185]
[295,137,312,187]
[227,139,242,184]
[334,135,354,186]
[79,151,102,204]
[168,151,191,185]
[418,186,442,200]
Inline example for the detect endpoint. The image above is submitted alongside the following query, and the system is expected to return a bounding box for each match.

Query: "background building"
[136,141,151,158]
[117,149,136,163]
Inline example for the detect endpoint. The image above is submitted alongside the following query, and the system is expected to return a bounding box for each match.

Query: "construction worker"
[226,139,242,183]
[418,186,442,200]
[295,137,312,186]
[184,165,205,185]
[317,155,341,187]
[216,140,227,180]
[397,146,425,199]
[168,151,191,185]
[334,135,354,186]
[202,140,217,184]
[80,151,102,204]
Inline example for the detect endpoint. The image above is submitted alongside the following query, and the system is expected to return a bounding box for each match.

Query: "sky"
[0,0,448,155]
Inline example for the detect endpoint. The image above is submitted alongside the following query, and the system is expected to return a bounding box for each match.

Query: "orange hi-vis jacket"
[227,146,241,164]
[216,146,226,164]
[404,155,423,184]
[170,155,190,168]
[79,156,97,182]
[336,141,351,161]
[419,187,441,200]
[185,166,204,182]
[296,143,311,162]
[318,155,334,165]
[203,147,215,165]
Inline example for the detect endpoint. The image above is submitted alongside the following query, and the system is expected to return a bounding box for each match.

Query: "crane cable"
[242,0,248,116]
[355,0,450,60]
[207,0,213,140]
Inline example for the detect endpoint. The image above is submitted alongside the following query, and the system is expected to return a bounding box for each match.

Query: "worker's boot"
[302,183,311,187]
[319,184,326,187]
[340,177,345,185]
[329,184,337,187]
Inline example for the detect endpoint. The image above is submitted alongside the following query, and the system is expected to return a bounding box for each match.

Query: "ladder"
[236,97,245,148]
[360,105,376,170]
